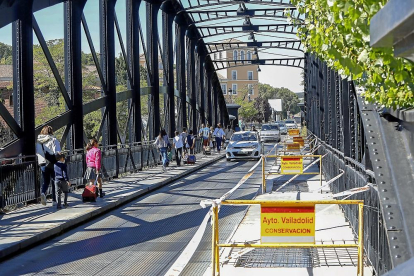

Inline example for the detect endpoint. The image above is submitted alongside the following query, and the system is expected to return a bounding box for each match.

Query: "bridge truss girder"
[0,0,229,159]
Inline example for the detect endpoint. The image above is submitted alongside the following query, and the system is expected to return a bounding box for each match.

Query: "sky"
[0,0,303,92]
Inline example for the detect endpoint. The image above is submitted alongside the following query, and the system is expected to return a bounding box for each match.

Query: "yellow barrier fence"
[211,200,365,276]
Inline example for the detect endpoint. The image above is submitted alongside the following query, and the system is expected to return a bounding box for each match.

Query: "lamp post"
[228,88,233,103]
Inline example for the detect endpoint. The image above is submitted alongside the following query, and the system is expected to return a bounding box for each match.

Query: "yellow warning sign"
[288,129,300,136]
[281,156,303,174]
[286,143,300,151]
[293,137,304,147]
[261,205,315,243]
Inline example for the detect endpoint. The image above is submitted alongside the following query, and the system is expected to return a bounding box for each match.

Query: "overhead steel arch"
[196,24,299,39]
[183,0,295,11]
[206,40,304,54]
[186,7,302,24]
[212,57,304,70]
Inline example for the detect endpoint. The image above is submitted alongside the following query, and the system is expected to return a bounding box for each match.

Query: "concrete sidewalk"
[0,151,224,261]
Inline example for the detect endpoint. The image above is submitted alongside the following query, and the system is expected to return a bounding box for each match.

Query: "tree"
[234,88,258,122]
[253,95,272,123]
[289,0,414,108]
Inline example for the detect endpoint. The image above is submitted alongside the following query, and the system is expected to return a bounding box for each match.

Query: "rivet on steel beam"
[393,245,399,249]
[380,181,386,184]
[377,166,382,169]
[383,197,389,200]
[388,212,393,215]
[388,217,393,220]
[395,255,401,258]
[382,189,387,192]
[391,236,397,240]
[386,205,391,208]
[375,159,380,162]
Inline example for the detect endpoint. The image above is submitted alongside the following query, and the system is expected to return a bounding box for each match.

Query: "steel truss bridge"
[0,0,412,275]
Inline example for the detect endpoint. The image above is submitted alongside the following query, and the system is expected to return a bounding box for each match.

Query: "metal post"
[206,72,212,126]
[211,205,219,276]
[100,0,117,147]
[187,34,197,133]
[147,1,160,139]
[262,155,266,194]
[358,202,364,276]
[65,0,86,150]
[175,16,187,130]
[127,0,142,142]
[162,9,175,136]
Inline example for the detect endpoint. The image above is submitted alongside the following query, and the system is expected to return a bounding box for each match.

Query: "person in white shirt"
[200,123,211,152]
[173,131,184,166]
[213,123,226,153]
[224,125,234,149]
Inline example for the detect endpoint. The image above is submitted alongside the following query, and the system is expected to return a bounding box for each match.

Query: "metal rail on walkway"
[0,138,203,210]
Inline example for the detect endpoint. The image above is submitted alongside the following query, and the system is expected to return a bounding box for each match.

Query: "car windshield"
[261,125,272,131]
[278,123,286,127]
[285,120,295,124]
[231,133,257,142]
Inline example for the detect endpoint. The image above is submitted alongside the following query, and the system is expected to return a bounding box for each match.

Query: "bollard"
[261,155,266,194]
[358,203,364,276]
[211,205,220,276]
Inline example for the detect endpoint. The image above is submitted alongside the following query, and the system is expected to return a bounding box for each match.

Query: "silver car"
[277,122,288,135]
[226,131,262,161]
[285,120,298,129]
[260,124,281,142]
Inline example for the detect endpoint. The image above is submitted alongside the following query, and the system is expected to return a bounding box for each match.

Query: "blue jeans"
[160,147,168,166]
[40,165,56,202]
[215,137,222,152]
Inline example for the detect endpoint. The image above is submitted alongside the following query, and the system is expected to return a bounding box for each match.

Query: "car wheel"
[226,158,231,161]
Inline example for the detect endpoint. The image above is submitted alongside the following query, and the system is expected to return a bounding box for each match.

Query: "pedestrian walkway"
[0,151,224,261]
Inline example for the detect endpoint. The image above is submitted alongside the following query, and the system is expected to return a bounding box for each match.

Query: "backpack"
[42,143,57,168]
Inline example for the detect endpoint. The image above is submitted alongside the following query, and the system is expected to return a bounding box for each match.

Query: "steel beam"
[175,15,187,131]
[64,0,86,150]
[126,0,142,142]
[147,1,161,138]
[12,1,35,157]
[186,29,197,133]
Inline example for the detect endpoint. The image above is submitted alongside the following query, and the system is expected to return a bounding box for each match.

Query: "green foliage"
[289,0,414,108]
[253,95,272,123]
[0,42,12,65]
[234,89,258,121]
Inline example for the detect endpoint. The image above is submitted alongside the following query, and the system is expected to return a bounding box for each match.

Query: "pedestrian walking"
[84,138,105,198]
[36,125,61,206]
[186,130,195,155]
[181,127,188,156]
[224,125,234,149]
[173,131,184,166]
[213,123,226,153]
[200,123,210,152]
[209,126,215,150]
[54,153,70,209]
[154,129,170,171]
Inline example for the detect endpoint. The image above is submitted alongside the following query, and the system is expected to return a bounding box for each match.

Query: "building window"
[221,84,227,94]
[240,50,245,60]
[247,51,252,60]
[232,70,237,80]
[232,84,237,95]
[248,71,253,80]
[248,84,254,95]
[233,50,238,60]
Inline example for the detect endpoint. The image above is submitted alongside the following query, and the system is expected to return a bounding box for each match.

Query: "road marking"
[164,210,210,276]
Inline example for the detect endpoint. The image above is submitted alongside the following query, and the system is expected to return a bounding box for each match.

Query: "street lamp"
[248,32,255,40]
[257,66,261,72]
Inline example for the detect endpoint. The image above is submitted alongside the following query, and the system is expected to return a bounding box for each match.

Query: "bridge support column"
[161,8,175,136]
[64,0,86,150]
[213,79,219,127]
[187,31,197,133]
[175,17,187,131]
[206,71,213,126]
[12,2,35,157]
[147,1,161,139]
[126,0,142,142]
[100,0,117,147]
[198,49,206,126]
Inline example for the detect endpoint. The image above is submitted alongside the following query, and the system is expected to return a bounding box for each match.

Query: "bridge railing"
[0,138,203,211]
[313,133,390,275]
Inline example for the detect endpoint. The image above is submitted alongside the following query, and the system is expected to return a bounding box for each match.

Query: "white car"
[277,122,288,135]
[260,124,281,142]
[226,131,262,161]
[285,120,298,129]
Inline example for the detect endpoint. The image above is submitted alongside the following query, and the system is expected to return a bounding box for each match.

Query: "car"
[226,131,262,161]
[285,120,298,129]
[259,124,281,142]
[276,122,288,135]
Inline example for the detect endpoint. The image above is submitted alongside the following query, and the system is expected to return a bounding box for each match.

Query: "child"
[54,153,70,209]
